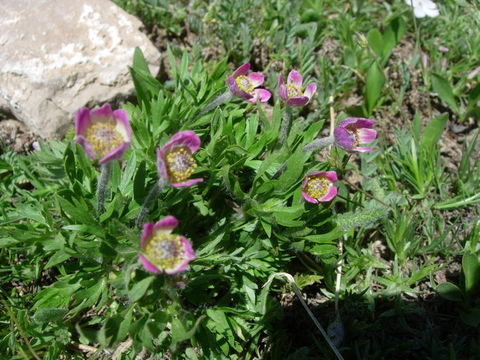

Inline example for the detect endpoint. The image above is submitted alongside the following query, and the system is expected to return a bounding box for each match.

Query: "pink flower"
[278,70,317,107]
[333,118,377,153]
[75,104,131,164]
[302,171,338,203]
[226,63,271,103]
[139,216,196,274]
[157,130,203,187]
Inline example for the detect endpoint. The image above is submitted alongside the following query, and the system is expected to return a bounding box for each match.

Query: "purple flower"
[157,130,203,187]
[75,104,131,164]
[333,118,377,153]
[139,216,196,275]
[227,63,271,103]
[302,171,338,203]
[278,70,317,107]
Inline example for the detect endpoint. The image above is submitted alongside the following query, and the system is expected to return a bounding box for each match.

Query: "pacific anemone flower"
[227,63,271,103]
[278,70,317,107]
[302,171,338,203]
[139,216,195,274]
[157,130,203,187]
[75,104,131,164]
[333,118,377,153]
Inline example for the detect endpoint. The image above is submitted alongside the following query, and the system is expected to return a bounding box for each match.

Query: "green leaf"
[45,250,72,269]
[420,113,448,150]
[128,276,155,302]
[367,29,383,57]
[278,150,305,191]
[382,17,405,61]
[431,73,459,113]
[133,47,152,75]
[33,308,68,324]
[436,282,464,302]
[462,252,480,295]
[365,62,385,115]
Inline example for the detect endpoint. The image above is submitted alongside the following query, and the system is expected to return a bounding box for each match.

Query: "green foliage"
[1,0,479,359]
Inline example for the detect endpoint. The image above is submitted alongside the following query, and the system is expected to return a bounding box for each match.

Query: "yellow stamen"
[304,175,330,201]
[235,75,254,93]
[165,147,197,183]
[144,233,184,271]
[84,118,124,158]
[287,84,303,98]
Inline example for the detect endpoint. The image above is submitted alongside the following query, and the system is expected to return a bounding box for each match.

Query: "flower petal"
[90,103,113,119]
[302,190,319,204]
[247,88,271,103]
[304,82,317,99]
[354,146,373,152]
[286,96,310,107]
[287,70,303,87]
[162,130,201,154]
[278,79,288,101]
[156,148,169,181]
[323,171,338,183]
[334,127,356,151]
[100,142,130,164]
[75,135,96,159]
[319,186,337,202]
[141,222,155,249]
[357,128,377,144]
[75,107,91,136]
[232,63,250,78]
[153,216,179,232]
[338,117,374,129]
[171,178,204,188]
[248,72,265,87]
[139,254,162,273]
[113,109,132,141]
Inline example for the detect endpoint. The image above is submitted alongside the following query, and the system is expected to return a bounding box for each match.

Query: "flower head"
[333,118,377,153]
[157,130,203,187]
[139,216,195,274]
[404,0,439,18]
[75,104,131,164]
[302,171,338,203]
[278,70,317,107]
[227,63,271,103]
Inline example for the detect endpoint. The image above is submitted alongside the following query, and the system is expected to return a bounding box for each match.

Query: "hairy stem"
[194,90,233,120]
[278,108,292,145]
[96,162,113,216]
[303,135,335,153]
[135,179,167,228]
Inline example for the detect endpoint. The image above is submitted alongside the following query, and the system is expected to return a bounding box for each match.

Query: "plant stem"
[303,135,335,153]
[194,90,233,120]
[96,162,113,216]
[334,236,345,316]
[264,273,345,360]
[135,179,167,228]
[278,107,292,146]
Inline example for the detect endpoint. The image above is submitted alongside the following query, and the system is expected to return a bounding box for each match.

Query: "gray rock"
[0,0,160,138]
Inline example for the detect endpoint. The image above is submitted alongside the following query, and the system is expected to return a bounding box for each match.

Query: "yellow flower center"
[144,233,185,271]
[287,84,303,98]
[165,147,197,184]
[235,75,254,93]
[84,118,124,158]
[304,175,329,201]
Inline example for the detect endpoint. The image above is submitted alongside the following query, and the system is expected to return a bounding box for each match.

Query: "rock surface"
[0,0,160,139]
